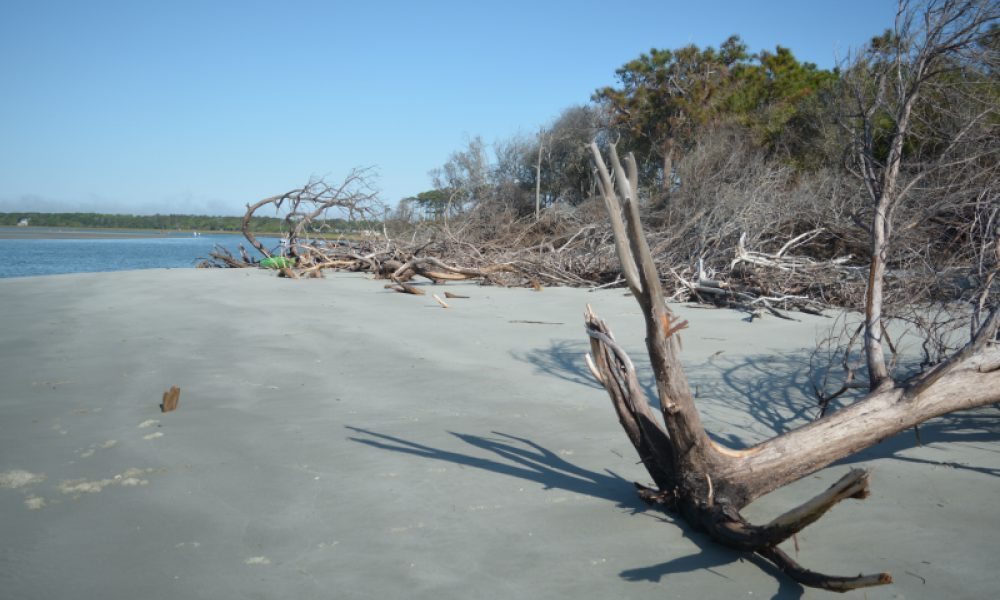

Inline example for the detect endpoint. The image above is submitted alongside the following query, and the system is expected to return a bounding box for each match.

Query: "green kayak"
[260,256,296,269]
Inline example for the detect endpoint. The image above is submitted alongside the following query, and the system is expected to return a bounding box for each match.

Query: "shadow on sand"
[348,338,997,596]
[346,425,806,599]
[514,339,1000,476]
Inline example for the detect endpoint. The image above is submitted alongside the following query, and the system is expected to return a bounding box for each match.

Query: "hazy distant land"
[0,212,375,235]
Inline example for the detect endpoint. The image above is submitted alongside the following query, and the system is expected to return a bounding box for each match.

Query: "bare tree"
[241,168,382,259]
[585,135,998,590]
[431,136,491,221]
[844,0,999,390]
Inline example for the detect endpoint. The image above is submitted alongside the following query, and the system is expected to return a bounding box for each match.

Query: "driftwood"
[385,282,425,296]
[391,256,515,284]
[199,245,253,269]
[585,141,1000,591]
[431,294,450,308]
[161,386,180,413]
[731,230,853,272]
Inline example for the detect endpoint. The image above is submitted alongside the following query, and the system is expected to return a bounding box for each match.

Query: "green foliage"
[727,47,840,152]
[594,36,839,174]
[594,35,751,167]
[402,189,451,219]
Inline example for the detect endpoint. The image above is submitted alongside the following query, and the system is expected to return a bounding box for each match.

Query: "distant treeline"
[0,212,377,234]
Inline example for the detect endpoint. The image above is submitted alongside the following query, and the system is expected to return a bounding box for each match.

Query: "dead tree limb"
[391,256,515,283]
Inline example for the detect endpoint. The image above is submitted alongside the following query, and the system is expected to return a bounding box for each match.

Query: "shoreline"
[1,269,996,599]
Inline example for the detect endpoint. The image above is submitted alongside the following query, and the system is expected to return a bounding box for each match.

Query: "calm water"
[0,229,279,278]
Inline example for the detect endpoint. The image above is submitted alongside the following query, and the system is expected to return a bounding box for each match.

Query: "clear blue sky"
[0,0,899,216]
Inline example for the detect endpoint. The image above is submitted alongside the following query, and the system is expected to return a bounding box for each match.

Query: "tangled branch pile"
[202,123,992,325]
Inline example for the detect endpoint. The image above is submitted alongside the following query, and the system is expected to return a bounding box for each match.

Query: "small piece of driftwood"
[161,386,180,413]
[385,282,425,295]
[443,291,469,299]
[509,320,564,325]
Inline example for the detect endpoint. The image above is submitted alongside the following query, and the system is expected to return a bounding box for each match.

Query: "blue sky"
[0,0,899,216]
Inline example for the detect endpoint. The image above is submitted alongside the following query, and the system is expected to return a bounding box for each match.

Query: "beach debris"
[390,256,515,284]
[443,291,469,299]
[431,294,450,308]
[161,386,180,413]
[385,282,425,295]
[260,256,296,269]
[508,320,564,325]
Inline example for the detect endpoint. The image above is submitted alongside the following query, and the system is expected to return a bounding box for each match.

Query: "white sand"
[0,268,997,599]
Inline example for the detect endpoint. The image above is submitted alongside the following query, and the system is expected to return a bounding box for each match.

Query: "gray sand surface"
[1,269,997,599]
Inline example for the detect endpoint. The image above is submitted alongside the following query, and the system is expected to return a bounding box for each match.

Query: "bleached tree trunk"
[661,136,674,194]
[864,205,893,389]
[535,128,545,221]
[852,0,991,391]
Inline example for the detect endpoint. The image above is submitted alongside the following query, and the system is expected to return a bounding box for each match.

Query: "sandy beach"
[1,269,997,599]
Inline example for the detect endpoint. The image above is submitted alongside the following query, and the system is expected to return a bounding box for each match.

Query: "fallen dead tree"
[241,168,383,261]
[390,256,515,284]
[198,244,256,269]
[656,228,866,318]
[584,140,999,591]
[669,264,829,319]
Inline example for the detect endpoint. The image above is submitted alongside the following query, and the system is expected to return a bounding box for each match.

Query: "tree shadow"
[620,547,805,600]
[841,410,1000,476]
[511,338,658,404]
[512,339,638,391]
[512,339,1000,477]
[703,352,1000,476]
[510,338,812,447]
[346,425,640,508]
[345,425,804,599]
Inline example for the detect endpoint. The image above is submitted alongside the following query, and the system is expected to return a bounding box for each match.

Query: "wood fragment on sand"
[386,282,425,295]
[509,320,564,325]
[161,386,180,413]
